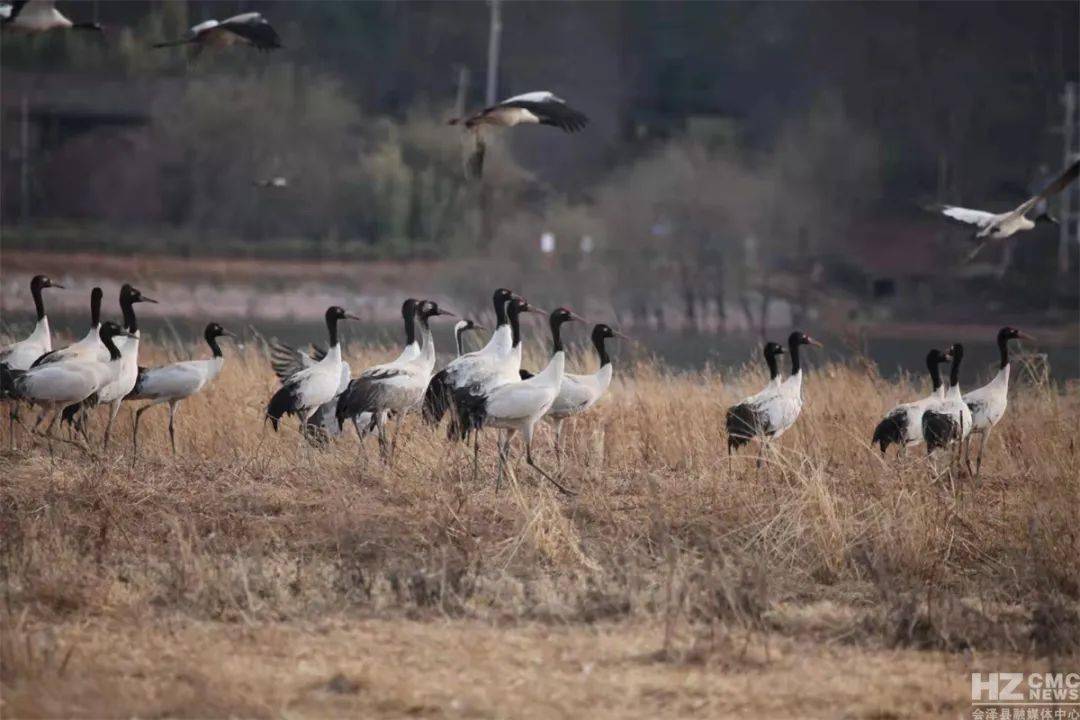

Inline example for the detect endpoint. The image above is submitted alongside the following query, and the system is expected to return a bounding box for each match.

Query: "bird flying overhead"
[153,12,282,54]
[449,91,589,179]
[929,158,1080,261]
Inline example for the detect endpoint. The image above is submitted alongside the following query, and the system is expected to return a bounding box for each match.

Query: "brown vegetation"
[1,338,1077,717]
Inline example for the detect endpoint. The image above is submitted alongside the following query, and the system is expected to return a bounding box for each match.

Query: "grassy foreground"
[1,338,1077,718]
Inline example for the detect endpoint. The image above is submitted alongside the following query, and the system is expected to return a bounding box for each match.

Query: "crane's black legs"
[168,401,178,455]
[525,442,575,496]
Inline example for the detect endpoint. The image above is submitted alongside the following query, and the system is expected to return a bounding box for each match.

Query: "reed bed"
[1,336,1077,717]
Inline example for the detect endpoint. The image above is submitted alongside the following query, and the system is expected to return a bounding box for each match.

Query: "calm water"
[24,312,1080,384]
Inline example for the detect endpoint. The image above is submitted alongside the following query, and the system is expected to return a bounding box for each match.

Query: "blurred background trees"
[1,1,1077,328]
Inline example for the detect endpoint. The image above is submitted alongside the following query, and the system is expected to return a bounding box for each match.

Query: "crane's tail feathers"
[422,371,452,425]
[871,415,904,454]
[266,384,300,432]
[725,404,758,451]
[922,411,959,452]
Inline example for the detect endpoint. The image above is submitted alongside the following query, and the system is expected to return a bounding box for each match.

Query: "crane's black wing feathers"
[871,410,906,453]
[220,16,283,50]
[1036,159,1080,200]
[500,100,589,133]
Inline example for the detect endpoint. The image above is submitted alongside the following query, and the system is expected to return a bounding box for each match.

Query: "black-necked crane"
[962,327,1033,476]
[63,284,156,448]
[1,274,62,446]
[726,332,822,464]
[1,1,103,34]
[871,348,952,455]
[423,288,516,427]
[32,287,104,368]
[458,306,583,495]
[267,306,358,435]
[4,322,132,453]
[725,341,786,454]
[1,274,62,372]
[922,344,973,470]
[336,300,454,459]
[453,319,485,357]
[153,12,281,53]
[544,323,625,464]
[449,92,588,179]
[930,158,1079,261]
[268,300,422,441]
[129,323,235,456]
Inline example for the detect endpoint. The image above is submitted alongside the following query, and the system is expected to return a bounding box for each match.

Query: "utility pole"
[20,93,30,227]
[454,65,470,119]
[485,0,502,106]
[1058,82,1078,277]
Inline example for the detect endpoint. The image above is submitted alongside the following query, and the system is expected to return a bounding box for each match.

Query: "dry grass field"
[1,336,1077,718]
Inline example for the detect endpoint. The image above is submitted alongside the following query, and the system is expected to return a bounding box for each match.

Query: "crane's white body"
[963,365,1009,434]
[2,0,73,33]
[289,344,346,422]
[756,370,805,440]
[484,352,565,435]
[937,206,1035,240]
[135,356,225,403]
[33,324,102,367]
[547,363,612,420]
[923,384,974,445]
[14,357,116,405]
[880,384,948,448]
[1,317,51,371]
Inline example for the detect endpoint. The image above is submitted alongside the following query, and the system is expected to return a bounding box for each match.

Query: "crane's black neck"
[997,334,1010,370]
[90,288,102,328]
[205,329,223,358]
[765,348,780,380]
[788,335,803,376]
[494,293,509,328]
[550,317,566,354]
[509,305,524,348]
[949,346,964,387]
[926,352,943,391]
[326,312,339,348]
[121,295,138,334]
[102,333,122,361]
[31,281,46,321]
[402,300,417,347]
[592,329,610,367]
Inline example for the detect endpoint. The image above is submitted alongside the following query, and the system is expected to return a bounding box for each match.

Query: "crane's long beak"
[568,311,588,323]
[438,308,457,318]
[1017,331,1035,341]
[222,329,238,339]
[345,313,362,321]
[50,283,66,289]
[807,337,823,348]
[142,296,159,304]
[527,306,548,315]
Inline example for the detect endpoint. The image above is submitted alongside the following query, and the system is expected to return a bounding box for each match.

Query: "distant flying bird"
[449,91,589,179]
[871,347,952,455]
[153,12,282,53]
[962,327,1032,477]
[930,158,1080,261]
[254,176,289,189]
[1,1,103,34]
